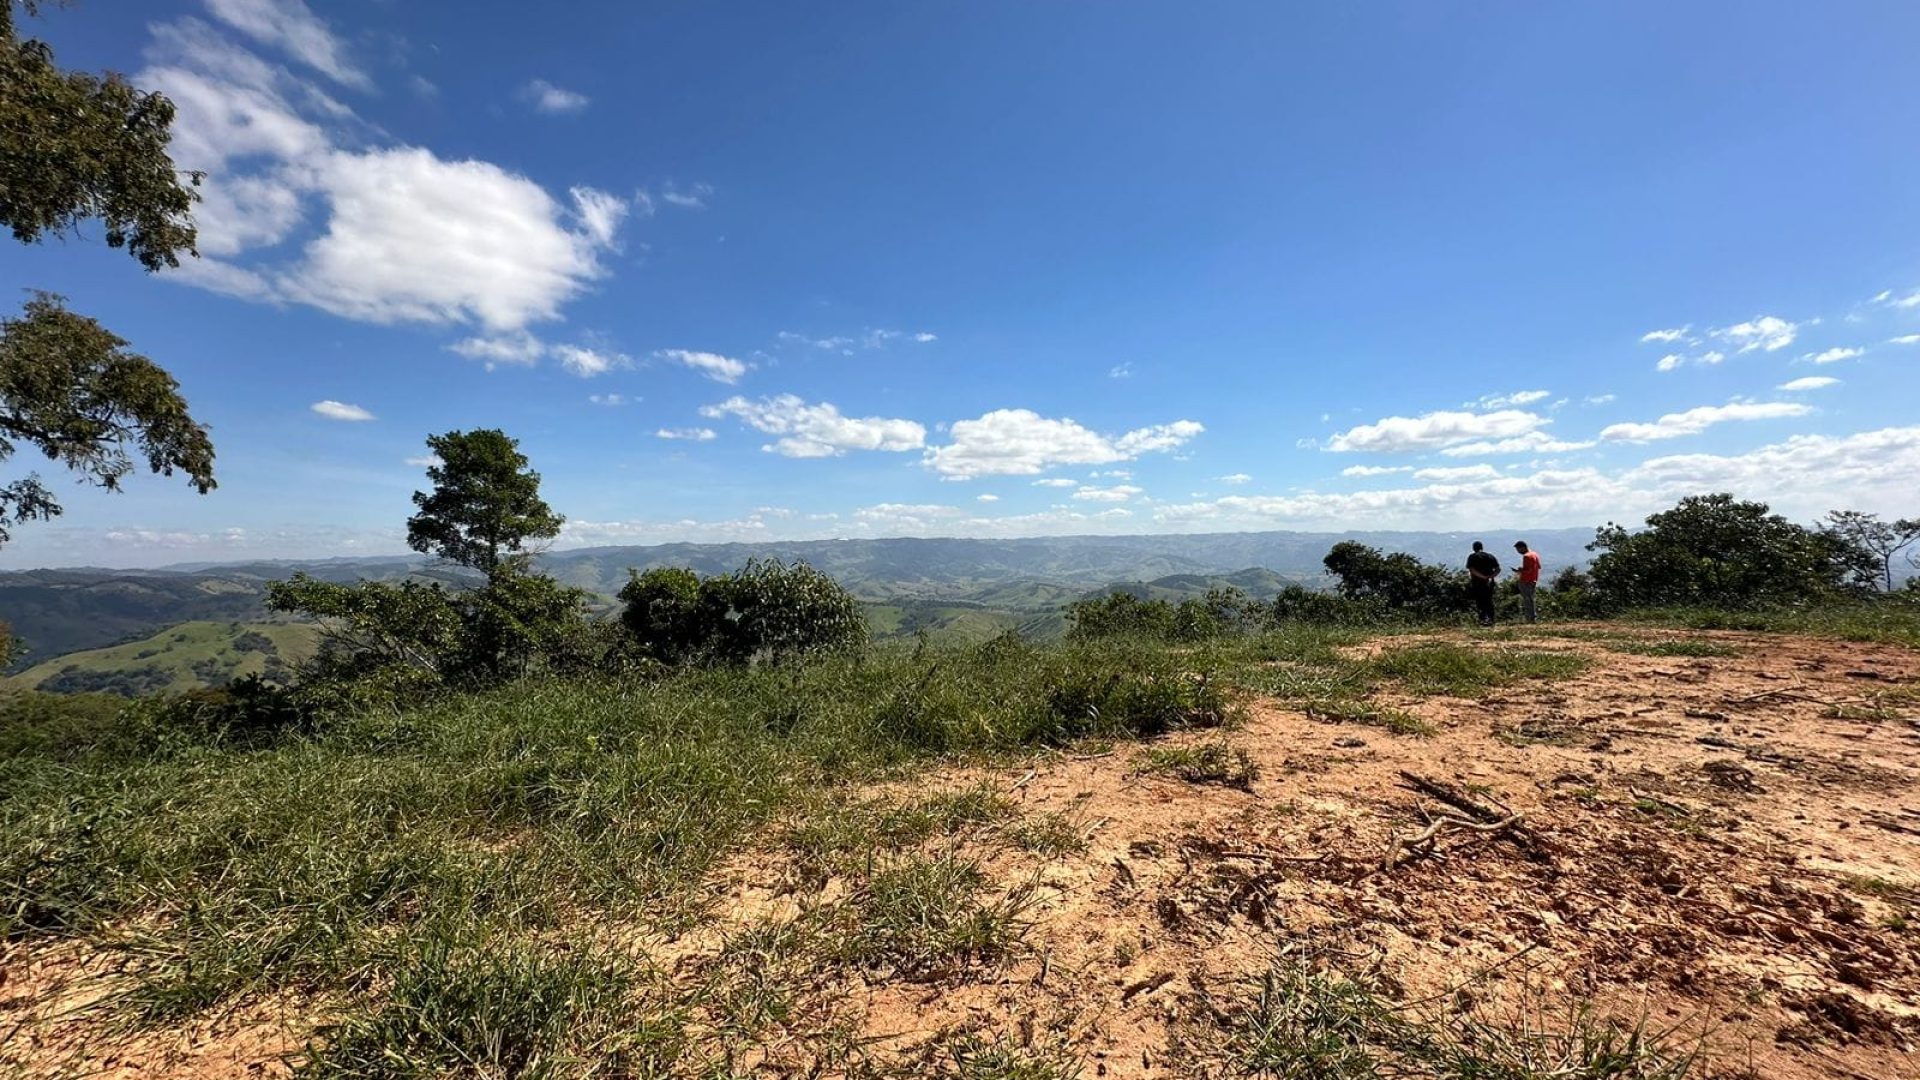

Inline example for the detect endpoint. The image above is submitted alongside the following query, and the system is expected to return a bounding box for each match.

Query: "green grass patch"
[1008,810,1087,857]
[1304,698,1435,737]
[1361,643,1589,697]
[1193,959,1706,1079]
[826,854,1034,980]
[1604,638,1742,658]
[1131,740,1259,790]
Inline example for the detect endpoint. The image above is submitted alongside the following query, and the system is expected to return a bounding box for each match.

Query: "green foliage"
[1132,740,1259,790]
[407,429,564,581]
[1587,494,1854,611]
[1323,541,1462,613]
[0,293,215,545]
[619,558,867,665]
[1271,584,1387,626]
[1,3,199,271]
[827,853,1032,980]
[1068,585,1265,642]
[297,939,666,1080]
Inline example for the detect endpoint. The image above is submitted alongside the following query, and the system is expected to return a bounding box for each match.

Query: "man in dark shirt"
[1466,541,1500,626]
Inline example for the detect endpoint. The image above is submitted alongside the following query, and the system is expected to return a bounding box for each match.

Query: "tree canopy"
[0,293,216,545]
[407,429,564,580]
[1818,510,1920,594]
[1,0,200,270]
[1586,493,1851,610]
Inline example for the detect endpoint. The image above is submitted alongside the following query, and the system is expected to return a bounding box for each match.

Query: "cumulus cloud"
[658,349,749,384]
[140,20,629,344]
[448,332,545,367]
[311,399,374,421]
[656,427,717,441]
[1032,478,1079,488]
[914,332,938,343]
[1777,376,1839,392]
[1584,394,1616,406]
[1325,409,1548,454]
[1890,334,1920,346]
[589,393,632,406]
[701,395,926,458]
[1412,464,1501,482]
[551,344,629,378]
[1711,316,1798,354]
[1437,432,1597,457]
[1072,484,1143,503]
[1473,390,1551,409]
[976,493,999,503]
[203,0,369,89]
[1216,473,1252,484]
[923,410,1203,478]
[1108,363,1133,379]
[1599,401,1810,443]
[520,78,590,113]
[1871,288,1920,310]
[1640,327,1690,343]
[1805,346,1864,365]
[1340,465,1413,477]
[1154,427,1920,532]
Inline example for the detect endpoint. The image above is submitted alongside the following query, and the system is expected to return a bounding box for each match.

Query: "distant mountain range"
[2,528,1595,677]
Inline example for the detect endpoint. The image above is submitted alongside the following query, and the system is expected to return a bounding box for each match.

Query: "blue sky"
[4,0,1920,568]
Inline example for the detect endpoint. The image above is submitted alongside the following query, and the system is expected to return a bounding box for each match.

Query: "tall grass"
[1,636,1232,1035]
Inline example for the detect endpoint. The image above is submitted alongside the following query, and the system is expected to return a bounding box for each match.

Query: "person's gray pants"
[1518,581,1537,623]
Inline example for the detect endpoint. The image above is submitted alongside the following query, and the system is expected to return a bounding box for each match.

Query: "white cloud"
[311,399,374,421]
[448,331,545,368]
[589,393,633,406]
[1777,376,1839,392]
[1156,427,1920,531]
[520,78,590,114]
[570,187,630,249]
[660,181,713,209]
[914,332,938,343]
[701,395,926,458]
[1072,484,1144,503]
[1032,478,1079,488]
[1805,346,1864,365]
[1712,316,1798,354]
[203,0,369,89]
[658,349,749,384]
[1216,473,1252,484]
[1599,401,1810,443]
[923,410,1203,478]
[1656,354,1683,373]
[142,22,627,339]
[1325,409,1547,454]
[1474,389,1550,409]
[551,344,629,378]
[1412,464,1501,482]
[403,455,441,468]
[1340,465,1413,478]
[1872,288,1920,310]
[1108,363,1133,379]
[1655,349,1725,372]
[1890,334,1920,345]
[656,427,717,442]
[1640,327,1690,343]
[976,493,999,503]
[1584,394,1616,406]
[1438,433,1597,457]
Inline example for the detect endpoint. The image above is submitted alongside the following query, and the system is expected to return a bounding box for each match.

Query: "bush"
[1271,585,1387,626]
[1066,591,1175,640]
[618,559,866,666]
[1322,542,1461,617]
[1587,493,1854,611]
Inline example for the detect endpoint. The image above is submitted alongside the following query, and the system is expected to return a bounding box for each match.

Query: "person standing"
[1510,541,1542,624]
[1466,541,1500,626]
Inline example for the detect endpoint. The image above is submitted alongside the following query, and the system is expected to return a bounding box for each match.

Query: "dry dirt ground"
[6,626,1918,1078]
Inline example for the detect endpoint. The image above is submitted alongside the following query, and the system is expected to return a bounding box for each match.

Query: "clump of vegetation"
[1133,740,1260,790]
[620,558,867,666]
[1586,494,1863,611]
[1361,643,1589,697]
[1305,697,1435,737]
[1066,585,1265,642]
[1193,959,1706,1079]
[1606,638,1742,658]
[826,854,1033,980]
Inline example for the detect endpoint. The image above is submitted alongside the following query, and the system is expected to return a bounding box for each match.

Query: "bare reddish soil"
[6,627,1918,1078]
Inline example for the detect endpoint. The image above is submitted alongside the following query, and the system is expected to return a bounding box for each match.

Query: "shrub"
[618,559,866,666]
[1066,591,1175,640]
[1321,542,1461,617]
[1587,493,1854,611]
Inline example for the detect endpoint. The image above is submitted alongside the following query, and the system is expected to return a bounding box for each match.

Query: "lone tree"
[1818,510,1920,594]
[0,1,213,549]
[406,429,563,582]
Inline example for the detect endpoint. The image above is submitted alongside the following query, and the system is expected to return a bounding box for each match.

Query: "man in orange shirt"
[1511,541,1542,624]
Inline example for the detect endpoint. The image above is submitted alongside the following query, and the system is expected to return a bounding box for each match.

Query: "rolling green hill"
[4,621,322,697]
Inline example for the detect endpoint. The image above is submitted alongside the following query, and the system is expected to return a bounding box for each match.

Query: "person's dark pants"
[1518,581,1537,624]
[1470,580,1495,626]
